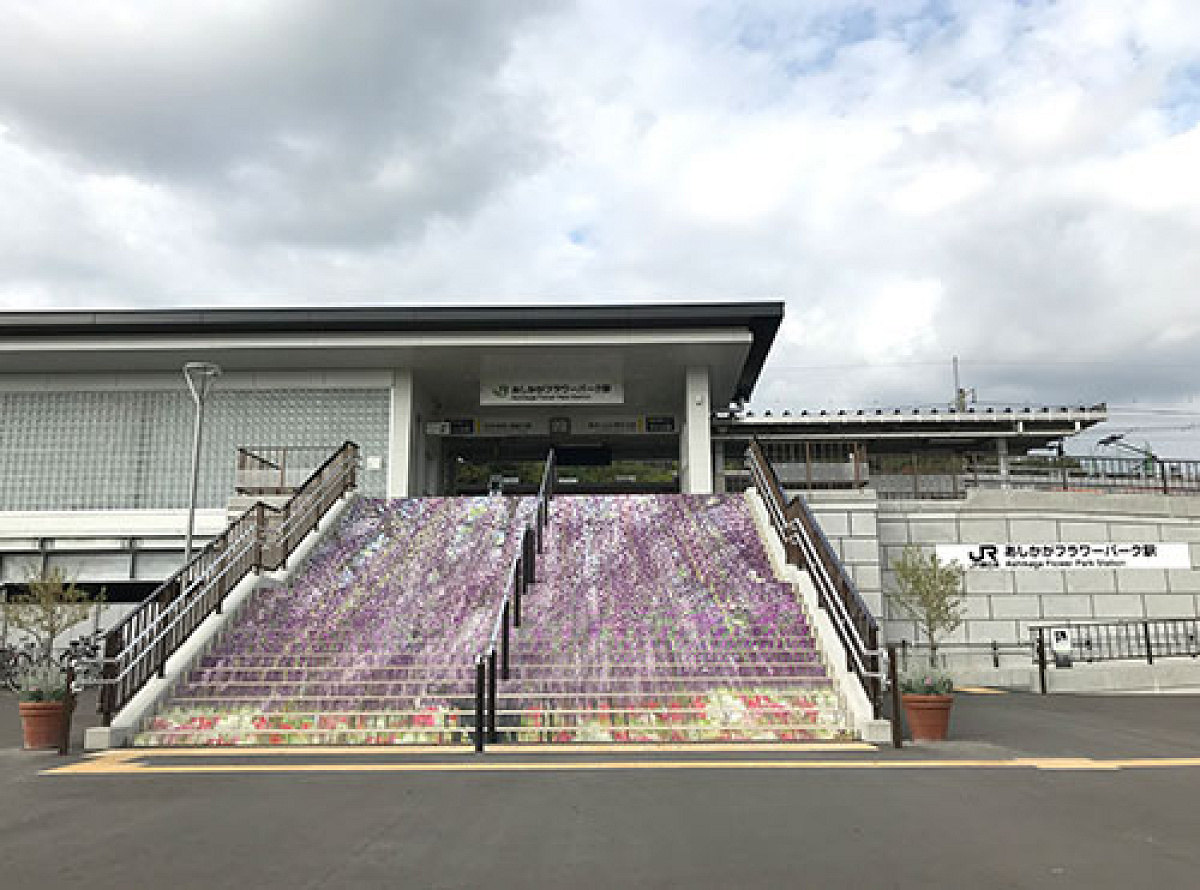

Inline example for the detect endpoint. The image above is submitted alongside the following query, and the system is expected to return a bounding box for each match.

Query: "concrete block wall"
[877,490,1200,673]
[796,490,883,618]
[790,487,1200,681]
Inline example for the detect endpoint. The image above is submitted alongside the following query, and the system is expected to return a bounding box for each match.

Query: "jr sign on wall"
[936,543,1192,570]
[480,379,625,405]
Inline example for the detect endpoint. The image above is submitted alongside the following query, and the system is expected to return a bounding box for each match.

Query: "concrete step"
[196,649,825,668]
[135,695,849,747]
[175,673,834,698]
[135,724,848,746]
[186,662,828,682]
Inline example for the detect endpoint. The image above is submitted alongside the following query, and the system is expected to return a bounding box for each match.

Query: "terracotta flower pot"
[901,693,953,741]
[19,701,67,750]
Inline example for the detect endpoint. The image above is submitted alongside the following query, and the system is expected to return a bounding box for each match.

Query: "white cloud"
[1,1,1200,451]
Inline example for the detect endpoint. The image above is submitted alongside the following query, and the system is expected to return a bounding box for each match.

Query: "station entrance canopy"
[0,303,783,497]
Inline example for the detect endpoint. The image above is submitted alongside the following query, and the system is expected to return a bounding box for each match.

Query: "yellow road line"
[956,686,1007,695]
[44,756,1200,776]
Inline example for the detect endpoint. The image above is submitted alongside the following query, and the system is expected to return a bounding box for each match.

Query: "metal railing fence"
[94,442,360,724]
[1032,618,1200,693]
[474,449,555,752]
[235,445,343,496]
[726,444,1200,500]
[746,441,890,722]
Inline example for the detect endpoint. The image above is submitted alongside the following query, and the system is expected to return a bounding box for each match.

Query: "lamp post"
[183,362,222,567]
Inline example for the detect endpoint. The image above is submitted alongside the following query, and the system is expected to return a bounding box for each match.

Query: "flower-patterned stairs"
[133,494,850,746]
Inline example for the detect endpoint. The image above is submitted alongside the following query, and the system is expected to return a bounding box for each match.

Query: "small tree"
[6,566,94,664]
[890,545,966,668]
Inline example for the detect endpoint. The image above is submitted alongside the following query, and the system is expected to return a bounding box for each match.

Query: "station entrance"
[443,434,681,495]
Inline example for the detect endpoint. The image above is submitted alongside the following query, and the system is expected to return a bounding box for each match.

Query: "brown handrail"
[747,440,886,718]
[96,441,360,724]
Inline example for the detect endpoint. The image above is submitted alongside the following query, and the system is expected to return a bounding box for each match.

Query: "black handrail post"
[1036,628,1048,694]
[474,657,486,753]
[524,528,535,585]
[99,631,119,725]
[991,640,1000,669]
[887,644,902,749]
[59,664,77,756]
[513,559,523,628]
[487,649,498,743]
[501,602,511,680]
[1143,620,1155,665]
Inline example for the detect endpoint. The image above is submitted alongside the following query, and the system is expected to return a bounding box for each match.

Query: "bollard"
[59,665,76,756]
[887,644,902,749]
[1036,628,1048,695]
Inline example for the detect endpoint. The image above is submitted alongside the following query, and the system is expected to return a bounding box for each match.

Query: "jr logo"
[968,544,1000,568]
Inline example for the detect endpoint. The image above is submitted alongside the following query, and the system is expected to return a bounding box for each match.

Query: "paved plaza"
[2,689,1200,888]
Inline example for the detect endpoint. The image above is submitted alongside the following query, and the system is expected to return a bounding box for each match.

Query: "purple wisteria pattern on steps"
[506,494,845,742]
[137,496,535,746]
[135,494,849,746]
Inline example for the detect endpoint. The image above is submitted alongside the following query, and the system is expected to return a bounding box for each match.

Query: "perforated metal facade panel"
[0,389,388,510]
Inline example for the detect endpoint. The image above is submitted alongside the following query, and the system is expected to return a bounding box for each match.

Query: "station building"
[2,302,1197,687]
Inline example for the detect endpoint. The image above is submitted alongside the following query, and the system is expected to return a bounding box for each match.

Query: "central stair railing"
[474,449,555,751]
[747,440,889,719]
[92,441,360,725]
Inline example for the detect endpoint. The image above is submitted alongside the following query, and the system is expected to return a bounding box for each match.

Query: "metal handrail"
[747,441,888,717]
[1032,617,1200,694]
[91,441,360,724]
[474,449,554,752]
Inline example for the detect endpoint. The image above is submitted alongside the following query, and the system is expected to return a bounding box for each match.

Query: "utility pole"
[183,362,222,567]
[952,356,975,411]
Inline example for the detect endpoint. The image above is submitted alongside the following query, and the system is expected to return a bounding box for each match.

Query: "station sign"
[480,378,624,405]
[935,542,1192,570]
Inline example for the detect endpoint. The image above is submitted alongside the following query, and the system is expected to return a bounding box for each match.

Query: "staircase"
[504,495,846,742]
[135,496,534,745]
[135,493,850,746]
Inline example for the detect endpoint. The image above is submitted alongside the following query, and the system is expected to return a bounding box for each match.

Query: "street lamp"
[182,362,222,567]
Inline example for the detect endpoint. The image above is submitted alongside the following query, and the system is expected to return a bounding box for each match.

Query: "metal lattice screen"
[0,389,388,510]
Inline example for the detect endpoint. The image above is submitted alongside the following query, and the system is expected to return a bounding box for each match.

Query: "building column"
[996,437,1010,490]
[387,369,414,497]
[683,366,713,494]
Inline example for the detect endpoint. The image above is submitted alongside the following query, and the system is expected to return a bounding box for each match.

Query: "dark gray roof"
[0,301,784,401]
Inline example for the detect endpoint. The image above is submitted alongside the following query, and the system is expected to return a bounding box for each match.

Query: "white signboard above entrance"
[936,543,1192,570]
[480,379,624,405]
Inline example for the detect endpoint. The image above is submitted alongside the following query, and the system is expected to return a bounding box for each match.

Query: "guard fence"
[90,442,360,724]
[473,449,556,752]
[1033,617,1200,694]
[725,444,1200,500]
[745,441,898,745]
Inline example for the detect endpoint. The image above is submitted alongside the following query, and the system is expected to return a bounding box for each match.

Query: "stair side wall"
[84,493,360,750]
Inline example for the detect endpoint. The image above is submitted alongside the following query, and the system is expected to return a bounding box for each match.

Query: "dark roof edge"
[0,301,785,402]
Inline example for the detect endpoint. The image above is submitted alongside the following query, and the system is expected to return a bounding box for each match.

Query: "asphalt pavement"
[2,689,1200,889]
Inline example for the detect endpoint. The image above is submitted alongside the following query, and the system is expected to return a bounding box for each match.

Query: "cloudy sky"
[1,1,1198,454]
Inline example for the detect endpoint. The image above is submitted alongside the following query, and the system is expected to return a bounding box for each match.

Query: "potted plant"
[6,567,93,750]
[890,545,966,741]
[17,662,70,749]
